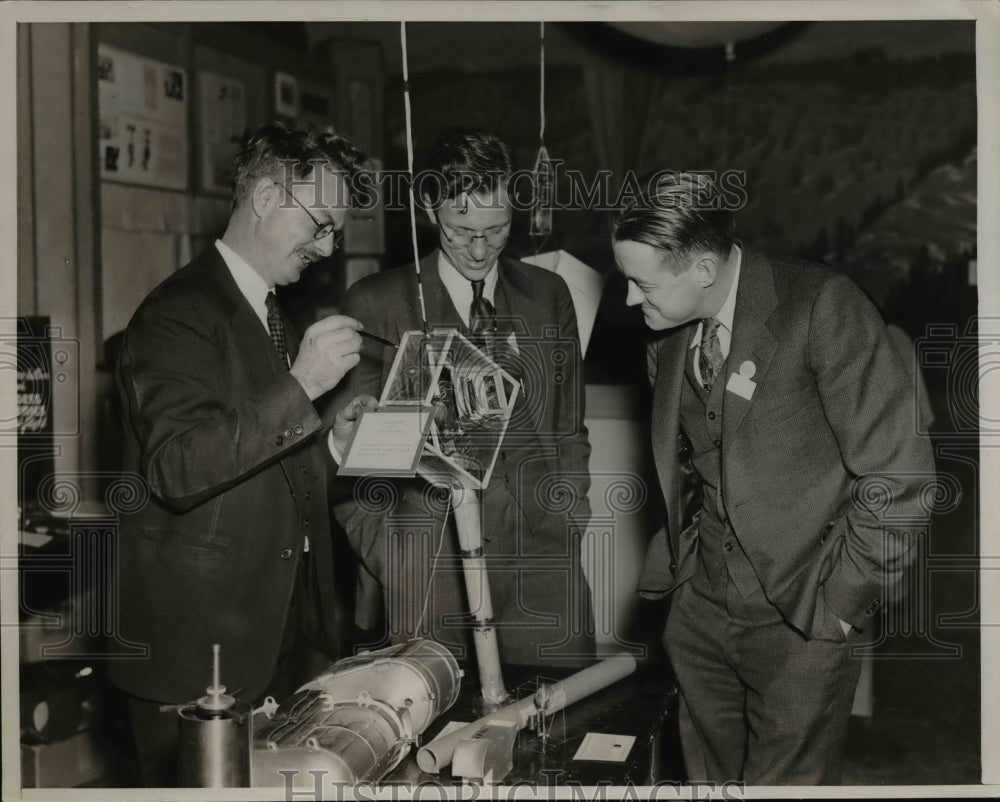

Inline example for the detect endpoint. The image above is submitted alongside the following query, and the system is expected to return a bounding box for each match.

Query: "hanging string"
[530,21,553,247]
[401,22,430,332]
[398,27,453,636]
[539,21,546,145]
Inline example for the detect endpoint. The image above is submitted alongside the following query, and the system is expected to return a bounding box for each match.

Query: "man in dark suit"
[111,123,370,785]
[611,172,935,784]
[332,128,595,670]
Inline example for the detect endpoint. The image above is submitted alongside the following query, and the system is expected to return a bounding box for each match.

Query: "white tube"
[415,653,637,773]
[451,487,507,706]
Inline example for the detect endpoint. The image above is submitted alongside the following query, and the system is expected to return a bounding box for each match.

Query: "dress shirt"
[437,252,499,326]
[215,239,273,333]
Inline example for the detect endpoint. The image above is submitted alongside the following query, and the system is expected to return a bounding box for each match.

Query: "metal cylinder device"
[177,644,251,788]
[251,639,462,787]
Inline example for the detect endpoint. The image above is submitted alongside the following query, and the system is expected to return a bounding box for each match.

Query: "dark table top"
[386,661,681,788]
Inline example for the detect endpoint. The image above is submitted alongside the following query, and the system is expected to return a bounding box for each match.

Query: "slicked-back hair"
[612,172,735,273]
[231,122,368,211]
[418,127,513,208]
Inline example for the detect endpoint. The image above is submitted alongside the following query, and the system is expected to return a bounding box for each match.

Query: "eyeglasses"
[273,182,344,246]
[437,219,511,248]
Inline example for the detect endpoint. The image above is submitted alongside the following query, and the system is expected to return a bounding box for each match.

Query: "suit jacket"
[110,248,339,704]
[331,252,593,659]
[638,248,935,637]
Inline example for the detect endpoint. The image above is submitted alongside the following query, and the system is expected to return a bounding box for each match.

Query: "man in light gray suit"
[611,172,934,784]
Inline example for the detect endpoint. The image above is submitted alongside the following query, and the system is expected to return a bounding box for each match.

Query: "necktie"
[469,279,497,335]
[265,292,289,368]
[699,317,725,391]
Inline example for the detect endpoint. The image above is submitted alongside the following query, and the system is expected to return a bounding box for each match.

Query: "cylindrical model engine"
[251,639,461,787]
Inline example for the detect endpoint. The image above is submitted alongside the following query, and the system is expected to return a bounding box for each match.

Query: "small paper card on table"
[338,407,434,477]
[572,732,636,763]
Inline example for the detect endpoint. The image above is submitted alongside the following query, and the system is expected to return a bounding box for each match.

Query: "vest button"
[714,439,722,448]
[707,411,717,420]
[669,561,678,571]
[279,548,293,559]
[723,540,734,552]
[275,435,284,446]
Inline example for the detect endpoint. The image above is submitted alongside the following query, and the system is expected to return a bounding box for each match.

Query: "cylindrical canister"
[178,699,251,787]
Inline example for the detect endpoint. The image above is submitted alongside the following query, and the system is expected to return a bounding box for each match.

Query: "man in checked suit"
[611,172,934,784]
[112,123,371,785]
[332,128,595,670]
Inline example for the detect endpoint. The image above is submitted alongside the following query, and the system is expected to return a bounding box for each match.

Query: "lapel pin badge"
[726,359,757,400]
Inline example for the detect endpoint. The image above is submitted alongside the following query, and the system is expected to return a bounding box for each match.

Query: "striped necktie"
[469,279,497,335]
[699,317,725,391]
[265,292,288,368]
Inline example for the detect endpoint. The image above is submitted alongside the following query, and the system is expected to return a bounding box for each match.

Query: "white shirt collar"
[436,251,500,326]
[690,244,742,358]
[215,239,272,331]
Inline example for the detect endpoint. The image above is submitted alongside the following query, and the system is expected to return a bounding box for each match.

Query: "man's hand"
[290,315,364,400]
[330,394,380,461]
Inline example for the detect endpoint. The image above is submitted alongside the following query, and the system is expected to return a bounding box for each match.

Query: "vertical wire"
[400,23,443,637]
[401,22,429,331]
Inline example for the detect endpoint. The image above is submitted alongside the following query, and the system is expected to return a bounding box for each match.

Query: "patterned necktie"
[265,292,289,368]
[699,317,725,391]
[469,279,497,335]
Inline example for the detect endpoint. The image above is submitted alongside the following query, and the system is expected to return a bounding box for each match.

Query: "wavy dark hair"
[612,172,735,272]
[231,122,368,210]
[417,127,513,209]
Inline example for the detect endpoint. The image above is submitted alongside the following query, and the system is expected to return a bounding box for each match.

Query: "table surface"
[386,661,681,787]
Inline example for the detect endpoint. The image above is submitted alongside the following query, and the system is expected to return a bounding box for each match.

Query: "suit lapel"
[415,250,464,328]
[652,325,694,541]
[722,247,778,445]
[495,257,537,318]
[204,250,287,391]
[202,250,300,491]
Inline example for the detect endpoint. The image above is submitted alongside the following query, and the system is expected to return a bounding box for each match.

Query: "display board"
[97,44,188,189]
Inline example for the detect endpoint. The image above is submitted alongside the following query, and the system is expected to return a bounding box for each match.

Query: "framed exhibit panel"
[97,44,188,190]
